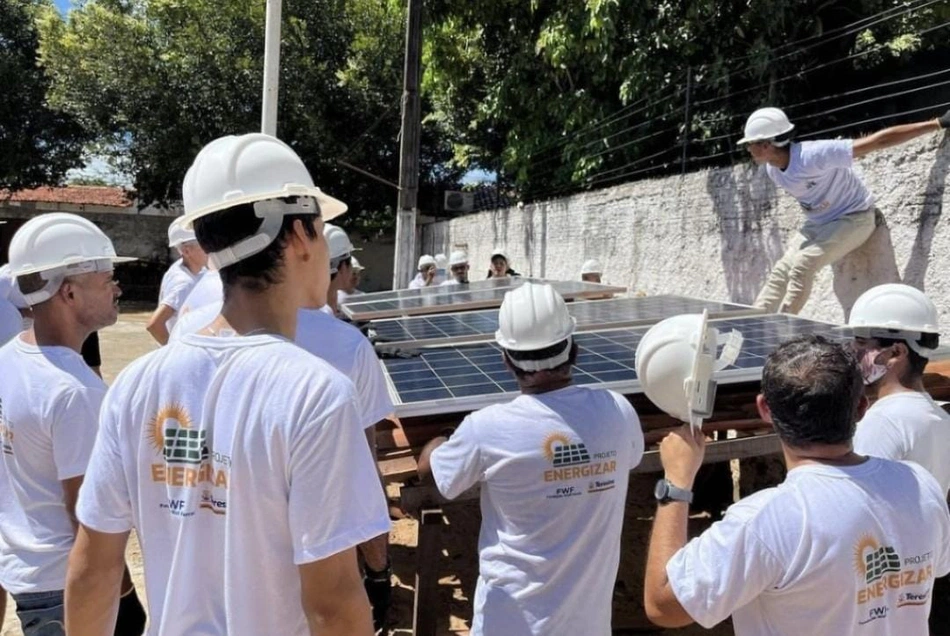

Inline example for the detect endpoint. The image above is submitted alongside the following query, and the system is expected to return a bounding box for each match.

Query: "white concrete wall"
[422,133,950,337]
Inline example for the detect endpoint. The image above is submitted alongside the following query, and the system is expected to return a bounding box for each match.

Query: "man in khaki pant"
[739,107,949,314]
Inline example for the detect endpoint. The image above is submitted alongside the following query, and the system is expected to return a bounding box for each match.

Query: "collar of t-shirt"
[785,455,885,481]
[869,390,937,410]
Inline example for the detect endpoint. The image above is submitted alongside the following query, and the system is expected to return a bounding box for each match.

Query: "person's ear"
[756,394,773,424]
[856,394,870,422]
[289,218,314,261]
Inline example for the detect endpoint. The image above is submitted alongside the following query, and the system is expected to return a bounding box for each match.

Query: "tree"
[0,0,89,192]
[37,0,462,232]
[422,0,950,201]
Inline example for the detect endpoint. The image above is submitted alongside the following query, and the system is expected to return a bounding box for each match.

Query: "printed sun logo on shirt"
[852,533,934,624]
[146,403,229,516]
[542,432,617,498]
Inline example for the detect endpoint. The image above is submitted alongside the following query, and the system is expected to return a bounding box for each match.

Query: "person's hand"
[658,424,706,490]
[424,266,436,284]
[939,110,950,129]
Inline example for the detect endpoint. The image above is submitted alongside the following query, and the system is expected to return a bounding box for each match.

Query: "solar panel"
[381,314,843,418]
[342,278,626,321]
[340,276,520,305]
[370,295,762,348]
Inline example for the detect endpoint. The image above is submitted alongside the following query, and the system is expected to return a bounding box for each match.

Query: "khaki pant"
[754,208,877,314]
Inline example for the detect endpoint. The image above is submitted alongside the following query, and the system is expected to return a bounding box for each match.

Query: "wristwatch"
[654,478,693,505]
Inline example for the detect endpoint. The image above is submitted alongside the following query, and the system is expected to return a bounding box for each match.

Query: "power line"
[693,0,945,91]
[691,17,950,108]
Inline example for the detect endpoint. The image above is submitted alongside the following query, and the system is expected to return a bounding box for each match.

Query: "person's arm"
[62,475,85,534]
[416,435,449,480]
[852,111,948,158]
[299,547,373,635]
[145,305,175,345]
[644,425,706,627]
[65,526,129,636]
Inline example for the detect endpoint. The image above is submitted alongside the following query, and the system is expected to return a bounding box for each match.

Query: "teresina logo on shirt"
[542,433,616,483]
[147,404,229,502]
[853,534,933,609]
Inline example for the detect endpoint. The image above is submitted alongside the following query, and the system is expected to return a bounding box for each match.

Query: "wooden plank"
[412,508,444,636]
[400,434,781,516]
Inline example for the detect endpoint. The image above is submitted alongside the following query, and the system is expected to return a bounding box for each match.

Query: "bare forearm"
[65,555,125,635]
[145,321,169,345]
[855,120,940,156]
[305,594,374,636]
[644,502,693,627]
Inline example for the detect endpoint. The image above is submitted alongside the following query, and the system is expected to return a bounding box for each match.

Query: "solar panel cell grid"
[383,314,843,417]
[370,295,760,346]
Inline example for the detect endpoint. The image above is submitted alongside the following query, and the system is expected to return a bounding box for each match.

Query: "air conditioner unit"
[443,190,475,213]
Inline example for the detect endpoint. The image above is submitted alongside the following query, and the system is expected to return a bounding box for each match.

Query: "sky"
[54,0,70,13]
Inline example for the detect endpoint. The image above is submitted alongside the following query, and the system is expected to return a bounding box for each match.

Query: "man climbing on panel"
[741,107,950,314]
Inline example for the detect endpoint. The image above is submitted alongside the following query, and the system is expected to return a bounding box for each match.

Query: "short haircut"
[875,333,938,378]
[505,339,576,378]
[193,198,318,294]
[761,335,863,448]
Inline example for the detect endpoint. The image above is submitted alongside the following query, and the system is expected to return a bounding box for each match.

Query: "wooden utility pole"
[393,0,423,289]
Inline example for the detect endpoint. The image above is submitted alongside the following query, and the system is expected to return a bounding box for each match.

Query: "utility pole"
[261,0,282,136]
[393,0,423,290]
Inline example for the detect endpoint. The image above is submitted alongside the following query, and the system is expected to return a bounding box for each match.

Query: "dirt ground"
[1,307,733,635]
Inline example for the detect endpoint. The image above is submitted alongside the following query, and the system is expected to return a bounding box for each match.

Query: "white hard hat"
[351,256,364,271]
[580,259,602,275]
[635,312,743,429]
[180,134,347,270]
[167,216,196,248]
[434,253,448,270]
[7,212,136,305]
[737,107,795,145]
[418,255,437,270]
[848,284,939,355]
[0,264,29,310]
[449,250,469,267]
[496,282,576,371]
[490,248,508,261]
[324,224,357,261]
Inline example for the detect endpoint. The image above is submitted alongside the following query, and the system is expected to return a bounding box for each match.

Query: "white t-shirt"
[668,458,950,635]
[0,336,105,593]
[854,391,950,495]
[336,289,364,306]
[440,279,462,287]
[177,270,222,317]
[77,333,390,636]
[430,385,644,635]
[765,140,874,225]
[296,308,393,429]
[158,259,201,331]
[407,273,431,289]
[0,297,22,346]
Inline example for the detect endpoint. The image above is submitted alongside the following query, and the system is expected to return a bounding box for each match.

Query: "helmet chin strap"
[207,197,318,270]
[506,336,573,372]
[22,258,114,306]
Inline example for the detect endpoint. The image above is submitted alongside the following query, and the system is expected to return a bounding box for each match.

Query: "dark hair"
[193,198,318,294]
[330,255,352,282]
[761,335,863,448]
[875,334,938,378]
[505,339,577,378]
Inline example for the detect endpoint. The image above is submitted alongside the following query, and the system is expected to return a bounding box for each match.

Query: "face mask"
[858,347,890,386]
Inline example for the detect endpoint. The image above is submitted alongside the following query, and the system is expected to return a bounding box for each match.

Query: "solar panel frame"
[369,295,764,349]
[380,314,855,418]
[342,278,626,321]
[340,276,520,305]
